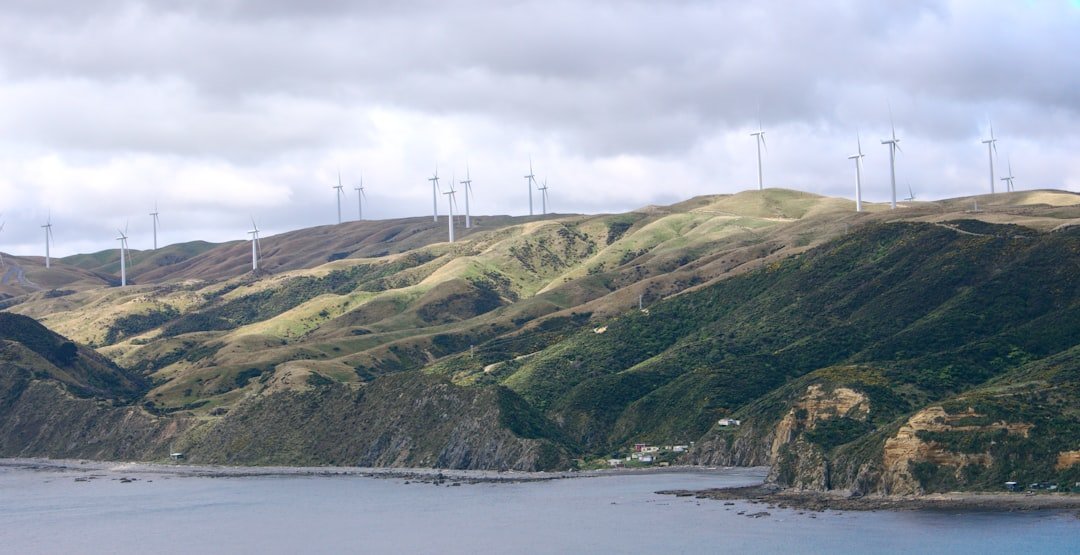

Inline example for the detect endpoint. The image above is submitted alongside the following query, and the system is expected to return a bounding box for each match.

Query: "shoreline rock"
[656,484,1080,513]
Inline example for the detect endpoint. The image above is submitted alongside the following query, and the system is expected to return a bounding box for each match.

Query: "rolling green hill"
[2,189,1079,491]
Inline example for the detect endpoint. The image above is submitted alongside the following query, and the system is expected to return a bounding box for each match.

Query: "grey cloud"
[0,0,1077,255]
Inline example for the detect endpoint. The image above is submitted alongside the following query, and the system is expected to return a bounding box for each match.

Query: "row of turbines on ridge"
[14,119,1022,284]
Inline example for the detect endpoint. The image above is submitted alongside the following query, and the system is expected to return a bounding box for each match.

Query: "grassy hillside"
[2,188,1079,487]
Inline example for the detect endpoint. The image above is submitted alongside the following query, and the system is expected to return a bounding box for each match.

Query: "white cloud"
[0,0,1077,256]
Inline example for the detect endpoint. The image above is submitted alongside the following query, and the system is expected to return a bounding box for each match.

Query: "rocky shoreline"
[0,458,760,485]
[657,484,1080,514]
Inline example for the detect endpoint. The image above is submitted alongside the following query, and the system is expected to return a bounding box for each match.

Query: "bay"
[0,465,1076,554]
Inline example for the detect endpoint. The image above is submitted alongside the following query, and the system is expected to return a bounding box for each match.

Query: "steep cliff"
[180,373,572,470]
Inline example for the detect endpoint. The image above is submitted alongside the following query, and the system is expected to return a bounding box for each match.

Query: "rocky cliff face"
[0,369,191,460]
[692,382,873,487]
[877,406,1032,495]
[181,373,571,470]
[767,385,869,490]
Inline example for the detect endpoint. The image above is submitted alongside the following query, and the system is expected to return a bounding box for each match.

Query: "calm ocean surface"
[1,465,1077,554]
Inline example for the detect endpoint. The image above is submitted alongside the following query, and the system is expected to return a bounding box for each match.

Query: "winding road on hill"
[1,262,41,290]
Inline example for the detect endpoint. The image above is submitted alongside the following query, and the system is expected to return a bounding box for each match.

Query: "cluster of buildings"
[607,443,690,467]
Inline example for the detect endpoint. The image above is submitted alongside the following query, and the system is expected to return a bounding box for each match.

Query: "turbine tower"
[981,121,998,194]
[149,202,160,250]
[248,218,261,271]
[881,114,902,209]
[848,134,866,212]
[750,123,767,191]
[460,166,474,229]
[116,224,130,287]
[1000,157,1016,192]
[443,181,457,243]
[525,158,537,216]
[428,166,441,222]
[538,178,550,215]
[334,172,346,224]
[42,214,53,269]
[355,175,367,220]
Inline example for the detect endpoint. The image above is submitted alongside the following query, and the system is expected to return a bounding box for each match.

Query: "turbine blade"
[888,101,896,137]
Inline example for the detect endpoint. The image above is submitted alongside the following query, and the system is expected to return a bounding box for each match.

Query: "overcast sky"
[2,0,1078,257]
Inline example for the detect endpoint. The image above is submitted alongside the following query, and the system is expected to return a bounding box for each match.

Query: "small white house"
[672,445,689,453]
[717,418,741,427]
[642,446,660,454]
[639,454,655,463]
[169,452,185,461]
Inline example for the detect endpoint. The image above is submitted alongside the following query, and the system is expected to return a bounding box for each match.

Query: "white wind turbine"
[525,157,537,216]
[848,133,866,212]
[905,183,916,202]
[981,120,998,194]
[443,179,458,243]
[538,178,550,215]
[354,175,367,220]
[750,122,767,191]
[149,202,161,250]
[334,172,346,224]
[248,218,261,271]
[428,166,441,222]
[42,213,54,269]
[1000,157,1016,192]
[881,112,902,209]
[460,165,474,229]
[116,224,131,287]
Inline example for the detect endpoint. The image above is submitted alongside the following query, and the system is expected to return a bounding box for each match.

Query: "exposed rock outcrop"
[880,406,1032,495]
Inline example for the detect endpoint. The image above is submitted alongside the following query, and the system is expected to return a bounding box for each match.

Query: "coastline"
[0,457,763,484]
[657,484,1080,514]
[4,458,1077,516]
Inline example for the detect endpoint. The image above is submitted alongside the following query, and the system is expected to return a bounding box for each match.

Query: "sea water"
[0,465,1077,554]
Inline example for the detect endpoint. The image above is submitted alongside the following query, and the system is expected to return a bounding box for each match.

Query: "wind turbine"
[116,224,131,287]
[42,213,53,269]
[538,178,550,215]
[354,175,367,220]
[525,158,537,216]
[428,166,441,222]
[460,165,474,229]
[1000,157,1016,192]
[443,180,457,243]
[848,133,866,212]
[149,202,160,250]
[905,182,916,202]
[334,172,346,224]
[881,111,902,209]
[981,120,998,194]
[248,218,261,271]
[750,122,767,191]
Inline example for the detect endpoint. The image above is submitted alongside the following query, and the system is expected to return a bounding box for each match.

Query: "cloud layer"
[1,0,1078,256]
